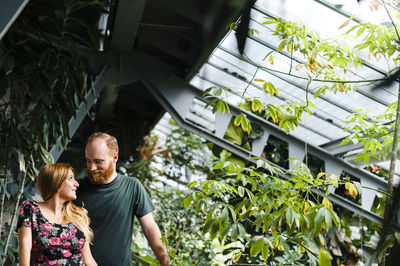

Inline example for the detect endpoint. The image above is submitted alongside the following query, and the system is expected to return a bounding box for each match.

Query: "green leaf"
[324,209,332,231]
[327,208,340,227]
[238,186,244,197]
[213,162,225,170]
[221,224,231,240]
[261,244,269,261]
[221,207,229,223]
[395,232,400,244]
[229,206,237,222]
[210,219,220,239]
[315,208,324,232]
[232,252,242,263]
[318,250,331,266]
[184,193,193,208]
[250,238,264,257]
[231,224,239,241]
[204,98,219,109]
[142,255,156,262]
[14,148,26,173]
[277,40,286,52]
[286,207,295,228]
[238,223,247,237]
[203,219,214,234]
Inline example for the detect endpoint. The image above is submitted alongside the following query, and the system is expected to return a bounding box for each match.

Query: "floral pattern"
[17,200,86,266]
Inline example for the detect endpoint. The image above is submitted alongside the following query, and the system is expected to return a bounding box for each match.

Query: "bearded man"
[75,132,170,266]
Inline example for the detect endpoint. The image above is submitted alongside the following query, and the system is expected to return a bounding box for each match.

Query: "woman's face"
[57,169,79,201]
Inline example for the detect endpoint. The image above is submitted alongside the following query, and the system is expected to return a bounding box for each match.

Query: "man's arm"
[138,213,170,266]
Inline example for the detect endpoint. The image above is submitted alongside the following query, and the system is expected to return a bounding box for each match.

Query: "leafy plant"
[0,0,105,262]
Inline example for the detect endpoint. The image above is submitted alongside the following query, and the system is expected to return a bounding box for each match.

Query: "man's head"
[85,132,119,184]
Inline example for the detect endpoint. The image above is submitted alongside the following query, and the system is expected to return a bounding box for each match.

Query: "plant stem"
[2,171,28,264]
[242,53,391,85]
[0,83,12,238]
[370,82,400,266]
[240,67,259,105]
[0,142,10,239]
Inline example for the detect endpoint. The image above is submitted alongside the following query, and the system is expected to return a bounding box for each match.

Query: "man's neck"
[103,172,118,184]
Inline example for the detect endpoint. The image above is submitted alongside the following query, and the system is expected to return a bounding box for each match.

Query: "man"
[75,132,170,266]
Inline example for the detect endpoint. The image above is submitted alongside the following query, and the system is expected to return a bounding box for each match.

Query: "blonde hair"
[37,163,93,242]
[87,132,119,155]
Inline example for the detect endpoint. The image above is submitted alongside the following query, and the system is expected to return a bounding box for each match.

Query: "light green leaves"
[250,237,265,257]
[203,86,231,114]
[254,79,280,97]
[263,82,279,97]
[204,98,231,114]
[318,250,332,266]
[183,193,193,208]
[251,99,264,113]
[345,182,358,199]
[233,113,252,135]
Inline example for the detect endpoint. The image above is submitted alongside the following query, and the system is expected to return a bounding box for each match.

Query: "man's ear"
[113,152,119,163]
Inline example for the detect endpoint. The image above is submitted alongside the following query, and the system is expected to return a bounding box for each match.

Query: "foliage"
[341,106,396,164]
[127,118,365,265]
[0,0,105,263]
[183,156,365,265]
[150,186,227,266]
[200,2,400,265]
[128,120,226,265]
[163,119,214,182]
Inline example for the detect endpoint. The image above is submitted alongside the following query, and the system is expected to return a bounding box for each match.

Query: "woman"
[17,163,97,265]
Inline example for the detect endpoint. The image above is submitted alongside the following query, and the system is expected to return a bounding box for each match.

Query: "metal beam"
[50,52,143,161]
[0,0,29,41]
[50,67,112,161]
[111,0,147,51]
[185,0,250,80]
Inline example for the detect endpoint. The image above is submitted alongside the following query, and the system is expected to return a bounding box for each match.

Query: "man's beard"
[88,161,114,184]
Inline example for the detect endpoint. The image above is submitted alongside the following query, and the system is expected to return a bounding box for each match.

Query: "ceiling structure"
[2,0,399,227]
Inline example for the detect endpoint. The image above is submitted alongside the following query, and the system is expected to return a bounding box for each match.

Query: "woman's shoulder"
[20,200,40,212]
[21,199,34,207]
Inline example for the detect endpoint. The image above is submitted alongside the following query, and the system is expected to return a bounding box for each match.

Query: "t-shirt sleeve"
[133,181,155,218]
[16,200,33,230]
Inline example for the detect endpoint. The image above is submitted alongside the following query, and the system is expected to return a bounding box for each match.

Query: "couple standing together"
[16,132,170,265]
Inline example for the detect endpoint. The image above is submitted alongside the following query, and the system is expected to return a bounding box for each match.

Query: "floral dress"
[17,200,86,266]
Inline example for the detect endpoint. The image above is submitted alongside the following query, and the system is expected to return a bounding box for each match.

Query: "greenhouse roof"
[189,0,398,163]
[149,0,400,225]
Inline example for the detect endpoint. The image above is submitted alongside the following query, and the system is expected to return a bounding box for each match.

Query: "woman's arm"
[18,227,32,266]
[81,241,97,266]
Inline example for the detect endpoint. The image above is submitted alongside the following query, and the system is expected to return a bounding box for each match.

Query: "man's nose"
[88,163,97,171]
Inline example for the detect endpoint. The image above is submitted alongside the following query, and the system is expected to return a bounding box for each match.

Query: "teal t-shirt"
[75,174,155,266]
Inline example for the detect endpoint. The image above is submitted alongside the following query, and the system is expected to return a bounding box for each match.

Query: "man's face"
[85,139,117,184]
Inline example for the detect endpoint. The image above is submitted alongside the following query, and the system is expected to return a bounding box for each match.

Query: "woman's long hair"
[37,163,93,242]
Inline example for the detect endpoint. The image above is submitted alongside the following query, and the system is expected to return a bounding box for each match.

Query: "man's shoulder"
[118,174,140,184]
[118,174,148,191]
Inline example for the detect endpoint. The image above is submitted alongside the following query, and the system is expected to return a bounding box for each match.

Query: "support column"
[0,0,29,41]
